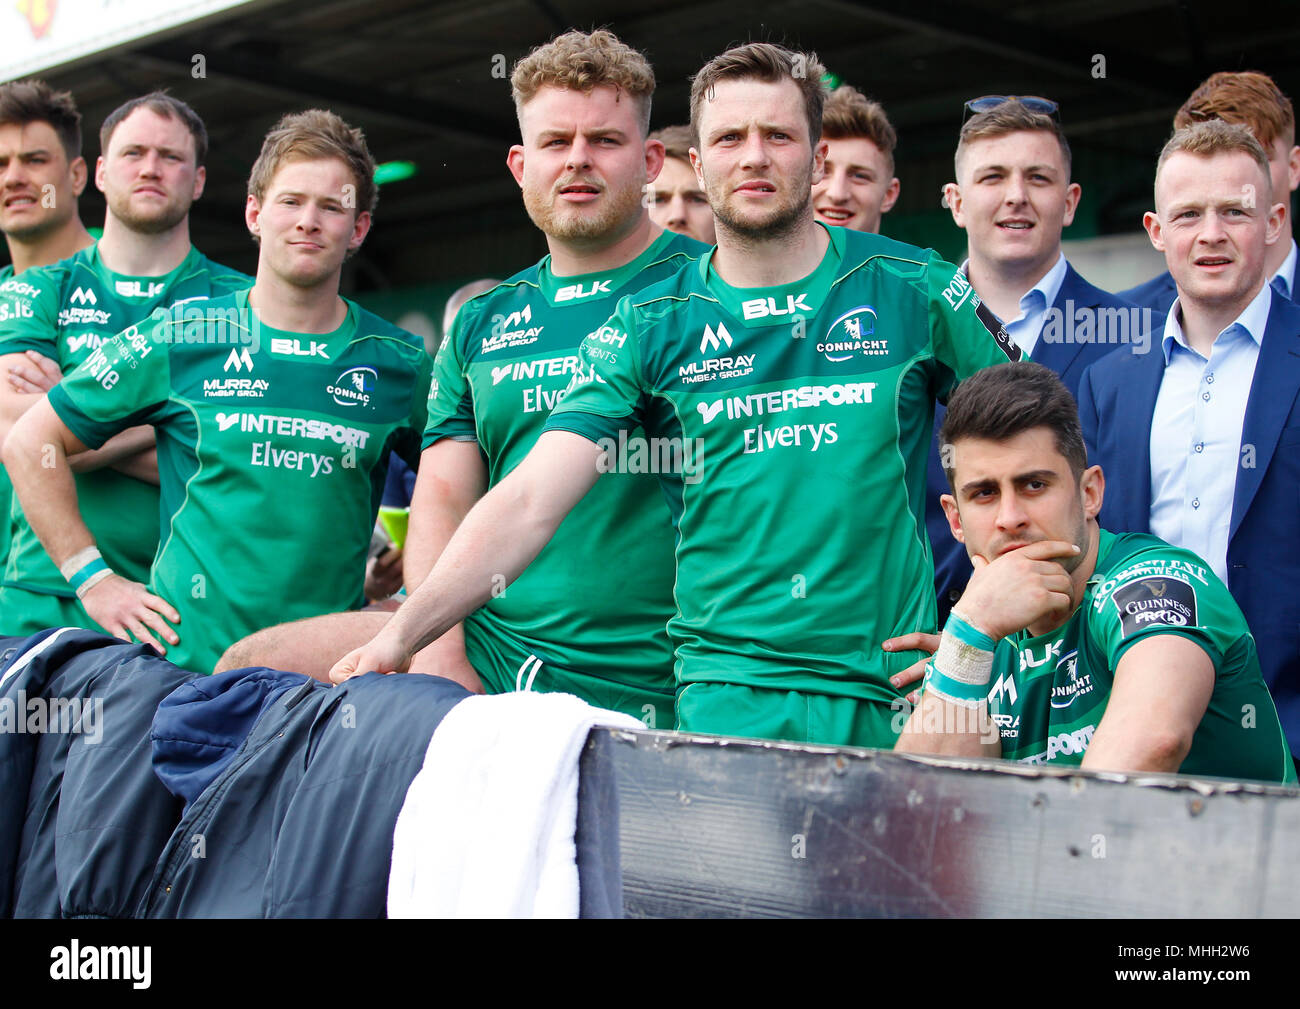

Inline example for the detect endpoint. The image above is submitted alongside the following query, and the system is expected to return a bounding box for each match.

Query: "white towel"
[387,690,642,918]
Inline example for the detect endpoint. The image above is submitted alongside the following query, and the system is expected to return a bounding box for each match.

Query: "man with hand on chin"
[892,361,1293,783]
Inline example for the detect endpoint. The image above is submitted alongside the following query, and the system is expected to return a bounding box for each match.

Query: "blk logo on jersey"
[328,366,376,407]
[818,306,887,363]
[741,293,811,320]
[555,280,611,302]
[271,338,329,359]
[115,280,166,299]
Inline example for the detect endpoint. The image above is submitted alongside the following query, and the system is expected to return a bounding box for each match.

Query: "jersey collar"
[698,220,845,327]
[536,227,680,306]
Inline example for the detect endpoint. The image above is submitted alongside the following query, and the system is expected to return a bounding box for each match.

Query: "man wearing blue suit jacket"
[1119,71,1299,315]
[905,98,1140,657]
[1080,120,1300,761]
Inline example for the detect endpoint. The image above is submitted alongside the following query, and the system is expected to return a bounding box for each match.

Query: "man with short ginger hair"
[1080,119,1300,766]
[5,109,429,672]
[811,85,900,234]
[1120,71,1300,313]
[332,42,1020,750]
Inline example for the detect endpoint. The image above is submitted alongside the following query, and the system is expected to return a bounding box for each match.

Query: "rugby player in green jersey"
[0,81,95,577]
[0,92,247,638]
[219,30,700,726]
[893,362,1295,783]
[4,110,429,673]
[331,43,1019,749]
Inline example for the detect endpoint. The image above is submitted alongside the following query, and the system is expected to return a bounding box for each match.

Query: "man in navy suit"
[1120,71,1299,314]
[1080,120,1300,762]
[901,98,1139,664]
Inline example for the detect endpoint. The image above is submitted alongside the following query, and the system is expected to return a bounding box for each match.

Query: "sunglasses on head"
[963,95,1060,124]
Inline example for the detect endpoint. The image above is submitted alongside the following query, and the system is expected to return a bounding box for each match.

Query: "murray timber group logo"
[680,322,755,385]
[819,306,886,363]
[328,365,376,407]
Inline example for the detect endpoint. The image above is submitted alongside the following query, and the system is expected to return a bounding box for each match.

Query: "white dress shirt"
[1149,280,1273,582]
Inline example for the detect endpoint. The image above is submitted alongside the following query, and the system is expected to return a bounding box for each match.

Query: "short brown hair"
[100,91,207,166]
[1174,71,1295,149]
[650,124,697,164]
[939,362,1087,488]
[690,43,828,146]
[1156,120,1271,201]
[247,109,378,217]
[511,29,655,135]
[0,79,81,162]
[955,99,1071,179]
[822,85,896,174]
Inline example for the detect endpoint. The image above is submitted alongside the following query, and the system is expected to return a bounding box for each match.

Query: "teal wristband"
[922,661,991,705]
[67,557,108,591]
[945,611,997,650]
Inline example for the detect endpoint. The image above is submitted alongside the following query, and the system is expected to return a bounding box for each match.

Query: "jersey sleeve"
[927,252,1022,403]
[395,350,433,467]
[543,298,646,445]
[46,318,172,450]
[422,309,477,449]
[1086,549,1235,672]
[0,265,60,356]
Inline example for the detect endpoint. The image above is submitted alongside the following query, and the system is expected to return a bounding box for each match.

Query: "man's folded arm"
[1081,634,1213,773]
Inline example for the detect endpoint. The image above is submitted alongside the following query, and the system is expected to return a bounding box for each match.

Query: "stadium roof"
[9,0,1298,290]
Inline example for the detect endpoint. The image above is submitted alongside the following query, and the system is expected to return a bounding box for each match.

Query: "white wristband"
[59,546,102,581]
[74,566,113,598]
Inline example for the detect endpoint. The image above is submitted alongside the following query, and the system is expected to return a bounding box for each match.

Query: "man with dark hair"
[331,41,1020,749]
[1120,71,1299,312]
[647,124,715,244]
[895,361,1294,784]
[811,84,899,234]
[0,80,93,275]
[0,80,95,573]
[0,91,246,639]
[6,109,429,673]
[917,96,1136,634]
[1080,119,1300,765]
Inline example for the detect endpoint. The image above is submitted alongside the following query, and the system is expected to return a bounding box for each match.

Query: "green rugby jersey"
[987,529,1296,784]
[427,229,703,709]
[46,288,431,673]
[0,245,248,620]
[546,223,1020,702]
[0,262,12,570]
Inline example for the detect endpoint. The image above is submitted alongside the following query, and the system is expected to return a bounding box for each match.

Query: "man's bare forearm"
[2,400,94,568]
[894,693,1002,758]
[68,425,158,481]
[386,475,556,657]
[386,431,601,658]
[403,442,487,669]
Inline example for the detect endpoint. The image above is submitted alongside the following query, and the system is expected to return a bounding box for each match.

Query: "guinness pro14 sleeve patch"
[1110,575,1198,639]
